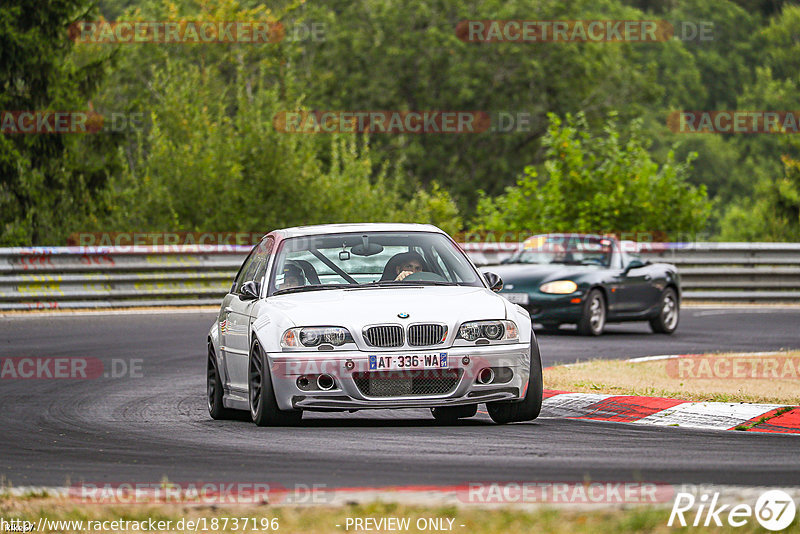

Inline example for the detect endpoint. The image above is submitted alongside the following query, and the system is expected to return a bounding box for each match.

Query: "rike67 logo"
[669,489,796,531]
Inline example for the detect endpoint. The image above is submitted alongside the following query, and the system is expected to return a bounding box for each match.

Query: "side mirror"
[240,280,260,300]
[623,259,648,275]
[483,272,504,292]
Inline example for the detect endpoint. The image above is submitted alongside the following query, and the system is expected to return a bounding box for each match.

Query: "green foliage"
[761,4,800,81]
[99,51,460,235]
[473,113,711,237]
[292,0,667,204]
[4,0,800,245]
[0,0,120,245]
[720,154,800,241]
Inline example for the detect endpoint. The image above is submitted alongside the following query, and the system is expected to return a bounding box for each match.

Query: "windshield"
[505,235,614,267]
[268,231,483,296]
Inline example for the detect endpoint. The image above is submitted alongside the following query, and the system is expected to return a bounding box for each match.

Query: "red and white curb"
[540,390,800,433]
[541,352,800,433]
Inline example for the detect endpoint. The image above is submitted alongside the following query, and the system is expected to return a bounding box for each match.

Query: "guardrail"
[1,243,798,310]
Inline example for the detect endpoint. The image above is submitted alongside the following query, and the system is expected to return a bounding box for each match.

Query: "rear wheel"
[248,341,303,426]
[649,287,680,334]
[577,289,606,336]
[207,344,240,420]
[431,404,478,423]
[487,338,543,424]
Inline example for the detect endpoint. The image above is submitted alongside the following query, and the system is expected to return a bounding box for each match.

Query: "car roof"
[273,223,445,239]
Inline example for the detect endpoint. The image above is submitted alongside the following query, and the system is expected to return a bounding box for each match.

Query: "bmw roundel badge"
[397,312,410,319]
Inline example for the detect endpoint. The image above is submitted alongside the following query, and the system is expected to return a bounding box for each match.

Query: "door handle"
[224,306,233,313]
[644,275,652,281]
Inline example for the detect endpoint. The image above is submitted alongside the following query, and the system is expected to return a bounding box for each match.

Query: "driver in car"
[393,251,426,281]
[550,242,573,263]
[279,263,306,289]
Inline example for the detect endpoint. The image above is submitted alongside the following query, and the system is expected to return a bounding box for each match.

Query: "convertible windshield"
[504,235,613,267]
[268,231,483,296]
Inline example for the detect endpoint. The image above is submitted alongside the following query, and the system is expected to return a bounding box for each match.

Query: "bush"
[472,113,711,239]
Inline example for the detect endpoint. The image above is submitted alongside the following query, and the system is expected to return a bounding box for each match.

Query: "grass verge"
[2,494,796,534]
[543,351,800,405]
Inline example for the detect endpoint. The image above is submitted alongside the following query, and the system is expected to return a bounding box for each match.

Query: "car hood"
[267,285,508,326]
[483,263,601,289]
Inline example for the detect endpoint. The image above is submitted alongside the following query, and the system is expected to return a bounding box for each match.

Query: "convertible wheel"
[577,289,606,336]
[248,341,303,426]
[207,344,240,420]
[431,404,478,423]
[649,287,680,334]
[487,338,543,424]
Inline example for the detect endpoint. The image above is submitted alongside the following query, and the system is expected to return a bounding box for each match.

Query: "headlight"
[457,320,518,342]
[281,326,353,348]
[540,280,578,294]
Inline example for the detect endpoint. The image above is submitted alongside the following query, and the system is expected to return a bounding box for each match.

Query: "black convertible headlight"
[282,327,353,348]
[457,320,518,342]
[540,280,578,294]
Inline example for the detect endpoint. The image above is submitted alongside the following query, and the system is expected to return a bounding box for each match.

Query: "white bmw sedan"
[207,223,543,426]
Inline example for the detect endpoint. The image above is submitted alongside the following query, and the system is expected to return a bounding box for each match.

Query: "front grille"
[363,325,404,347]
[353,369,462,397]
[407,324,447,346]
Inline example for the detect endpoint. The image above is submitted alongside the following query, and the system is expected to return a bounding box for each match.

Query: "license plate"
[503,292,530,305]
[369,353,448,371]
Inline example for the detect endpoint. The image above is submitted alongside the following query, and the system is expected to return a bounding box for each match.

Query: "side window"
[232,238,274,294]
[231,247,259,294]
[251,238,274,291]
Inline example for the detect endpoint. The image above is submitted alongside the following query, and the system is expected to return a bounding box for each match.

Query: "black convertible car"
[482,234,680,336]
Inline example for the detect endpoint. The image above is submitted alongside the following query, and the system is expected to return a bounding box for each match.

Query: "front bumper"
[267,343,530,411]
[511,292,585,324]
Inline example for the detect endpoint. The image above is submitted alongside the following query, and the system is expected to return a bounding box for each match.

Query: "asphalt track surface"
[1,307,799,488]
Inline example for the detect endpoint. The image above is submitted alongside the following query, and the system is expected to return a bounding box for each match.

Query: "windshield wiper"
[272,283,356,296]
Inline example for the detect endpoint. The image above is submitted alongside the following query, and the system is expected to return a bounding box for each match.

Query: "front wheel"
[248,341,303,426]
[207,344,240,420]
[649,287,680,334]
[577,289,606,336]
[487,338,543,424]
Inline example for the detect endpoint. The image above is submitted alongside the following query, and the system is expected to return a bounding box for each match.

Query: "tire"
[487,338,543,424]
[431,404,478,423]
[649,287,680,334]
[577,289,606,336]
[248,341,303,426]
[207,344,240,420]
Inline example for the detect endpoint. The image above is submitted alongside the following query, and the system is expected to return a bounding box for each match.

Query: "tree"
[290,0,669,207]
[93,0,460,237]
[719,154,800,241]
[472,113,711,238]
[0,0,119,245]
